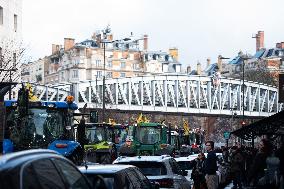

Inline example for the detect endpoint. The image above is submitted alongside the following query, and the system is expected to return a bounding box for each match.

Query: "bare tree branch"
[0,38,27,83]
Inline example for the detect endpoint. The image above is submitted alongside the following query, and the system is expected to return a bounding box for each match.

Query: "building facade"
[0,0,22,40]
[21,58,46,85]
[23,29,182,85]
[223,31,284,84]
[0,0,22,82]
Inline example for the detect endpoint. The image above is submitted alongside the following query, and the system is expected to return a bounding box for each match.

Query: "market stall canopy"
[231,110,284,140]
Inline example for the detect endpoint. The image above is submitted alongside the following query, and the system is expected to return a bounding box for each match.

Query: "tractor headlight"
[47,103,56,108]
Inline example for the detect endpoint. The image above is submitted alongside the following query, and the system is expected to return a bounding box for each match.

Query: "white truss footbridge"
[25,75,283,117]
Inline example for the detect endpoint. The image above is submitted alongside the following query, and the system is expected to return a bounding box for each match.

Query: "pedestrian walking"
[204,141,218,189]
[276,141,284,189]
[248,138,273,188]
[230,146,244,189]
[191,153,207,189]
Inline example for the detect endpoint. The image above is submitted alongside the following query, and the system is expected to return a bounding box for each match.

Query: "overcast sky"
[23,0,284,69]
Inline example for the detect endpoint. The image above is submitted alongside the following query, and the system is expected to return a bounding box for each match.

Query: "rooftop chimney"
[217,55,223,73]
[107,34,113,41]
[64,38,75,51]
[143,35,148,51]
[206,58,211,67]
[197,62,201,75]
[169,47,178,61]
[254,31,264,52]
[52,44,61,54]
[187,65,191,74]
[276,42,284,49]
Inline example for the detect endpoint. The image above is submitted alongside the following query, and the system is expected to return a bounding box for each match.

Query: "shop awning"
[231,110,284,140]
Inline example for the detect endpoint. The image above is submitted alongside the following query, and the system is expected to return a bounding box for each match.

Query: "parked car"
[0,149,92,189]
[113,155,191,189]
[174,155,197,181]
[79,164,158,189]
[175,153,227,185]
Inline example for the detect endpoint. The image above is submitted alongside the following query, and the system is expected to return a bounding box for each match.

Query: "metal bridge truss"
[9,83,70,102]
[8,76,281,117]
[69,75,283,117]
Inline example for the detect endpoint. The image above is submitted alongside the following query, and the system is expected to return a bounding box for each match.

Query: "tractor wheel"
[71,147,84,165]
[100,153,112,164]
[110,147,117,162]
[85,149,97,163]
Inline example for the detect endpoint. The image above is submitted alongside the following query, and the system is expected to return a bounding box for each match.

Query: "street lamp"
[240,54,250,145]
[100,26,135,122]
[101,26,112,123]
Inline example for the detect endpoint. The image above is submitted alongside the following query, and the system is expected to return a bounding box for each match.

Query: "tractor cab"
[168,130,181,151]
[3,84,84,165]
[119,122,175,156]
[4,100,77,151]
[85,123,114,144]
[83,123,117,164]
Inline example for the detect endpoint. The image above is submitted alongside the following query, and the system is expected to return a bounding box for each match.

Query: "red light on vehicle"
[156,178,174,188]
[55,143,68,148]
[160,144,168,149]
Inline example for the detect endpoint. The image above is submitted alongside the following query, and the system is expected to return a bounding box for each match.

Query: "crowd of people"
[190,139,284,189]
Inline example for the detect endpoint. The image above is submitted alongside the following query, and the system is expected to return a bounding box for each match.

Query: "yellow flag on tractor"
[108,118,116,125]
[183,119,190,136]
[136,113,149,123]
[26,83,38,102]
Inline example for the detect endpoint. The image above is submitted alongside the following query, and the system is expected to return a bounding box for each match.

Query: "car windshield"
[176,161,194,170]
[5,108,66,149]
[135,126,161,144]
[85,174,114,189]
[117,162,167,176]
[86,127,112,143]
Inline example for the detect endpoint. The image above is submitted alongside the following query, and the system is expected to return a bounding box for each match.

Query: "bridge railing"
[7,76,282,117]
[71,75,283,117]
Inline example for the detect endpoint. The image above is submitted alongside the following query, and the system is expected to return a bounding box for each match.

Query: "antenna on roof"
[84,160,88,170]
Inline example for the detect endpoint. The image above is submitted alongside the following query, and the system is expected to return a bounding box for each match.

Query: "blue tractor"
[3,85,84,165]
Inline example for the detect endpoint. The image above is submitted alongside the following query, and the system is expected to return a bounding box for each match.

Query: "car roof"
[78,164,136,174]
[0,149,62,170]
[175,154,199,161]
[175,152,223,162]
[114,155,172,163]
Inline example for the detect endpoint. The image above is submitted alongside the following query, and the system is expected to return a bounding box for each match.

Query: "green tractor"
[119,122,175,156]
[83,123,117,164]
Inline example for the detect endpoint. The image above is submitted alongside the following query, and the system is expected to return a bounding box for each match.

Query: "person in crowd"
[248,138,273,188]
[204,141,218,189]
[221,146,229,163]
[230,146,244,189]
[276,141,284,189]
[191,153,207,189]
[265,149,280,189]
